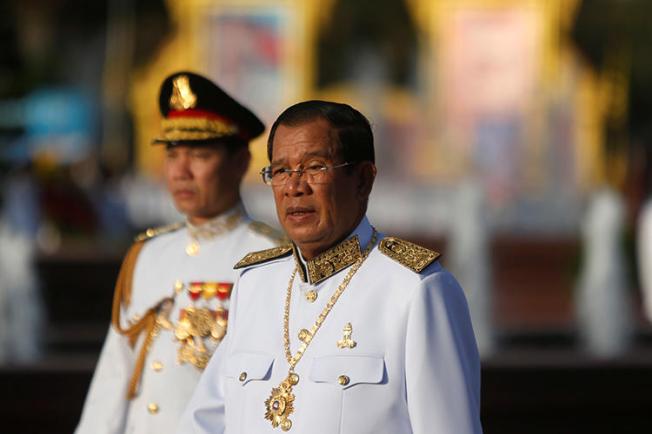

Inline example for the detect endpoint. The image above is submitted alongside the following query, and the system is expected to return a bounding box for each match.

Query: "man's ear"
[357,161,376,198]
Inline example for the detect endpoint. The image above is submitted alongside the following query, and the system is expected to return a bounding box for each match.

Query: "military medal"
[264,372,299,431]
[175,281,233,368]
[264,230,377,431]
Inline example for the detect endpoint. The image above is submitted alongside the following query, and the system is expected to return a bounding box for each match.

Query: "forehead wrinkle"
[271,119,338,164]
[271,149,333,166]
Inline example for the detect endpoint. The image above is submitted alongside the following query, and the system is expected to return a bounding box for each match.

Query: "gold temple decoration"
[378,237,440,273]
[336,322,357,349]
[264,230,378,431]
[170,75,197,110]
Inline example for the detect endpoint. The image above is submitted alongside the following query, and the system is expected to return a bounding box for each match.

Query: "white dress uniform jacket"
[76,205,281,434]
[177,217,482,434]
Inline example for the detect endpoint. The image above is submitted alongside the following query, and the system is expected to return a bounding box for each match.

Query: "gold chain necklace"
[264,229,378,431]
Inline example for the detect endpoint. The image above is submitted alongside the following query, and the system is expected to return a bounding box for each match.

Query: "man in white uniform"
[178,100,483,434]
[76,72,283,434]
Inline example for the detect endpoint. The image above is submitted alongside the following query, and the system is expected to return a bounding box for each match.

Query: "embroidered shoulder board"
[134,222,184,242]
[234,245,293,269]
[248,221,288,245]
[379,236,440,273]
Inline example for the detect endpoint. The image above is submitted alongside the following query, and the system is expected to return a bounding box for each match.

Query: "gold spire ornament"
[170,75,197,110]
[264,231,378,431]
[336,322,357,349]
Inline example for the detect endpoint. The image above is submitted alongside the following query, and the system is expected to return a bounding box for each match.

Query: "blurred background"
[1,0,652,432]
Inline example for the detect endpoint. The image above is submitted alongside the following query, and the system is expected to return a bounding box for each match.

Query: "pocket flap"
[225,352,275,386]
[309,355,385,389]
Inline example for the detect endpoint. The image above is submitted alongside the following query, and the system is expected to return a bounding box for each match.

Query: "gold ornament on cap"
[170,75,197,110]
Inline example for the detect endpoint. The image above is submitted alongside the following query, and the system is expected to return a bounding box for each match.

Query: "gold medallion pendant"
[265,373,299,431]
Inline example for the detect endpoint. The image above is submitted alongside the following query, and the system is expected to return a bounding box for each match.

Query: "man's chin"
[285,228,325,247]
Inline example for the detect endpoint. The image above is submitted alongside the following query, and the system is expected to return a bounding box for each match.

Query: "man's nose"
[284,170,310,195]
[171,155,192,179]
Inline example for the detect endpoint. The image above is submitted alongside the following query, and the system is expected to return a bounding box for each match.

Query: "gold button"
[186,242,199,256]
[298,328,311,343]
[151,361,163,372]
[147,403,159,414]
[239,372,247,382]
[288,372,300,386]
[305,290,318,303]
[338,375,350,386]
[174,280,184,293]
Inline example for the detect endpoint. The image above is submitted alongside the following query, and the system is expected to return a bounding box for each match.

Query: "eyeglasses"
[260,162,354,186]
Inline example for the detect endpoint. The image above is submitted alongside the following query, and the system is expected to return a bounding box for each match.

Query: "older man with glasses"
[177,100,483,434]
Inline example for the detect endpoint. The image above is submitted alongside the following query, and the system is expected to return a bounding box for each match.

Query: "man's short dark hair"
[267,100,375,164]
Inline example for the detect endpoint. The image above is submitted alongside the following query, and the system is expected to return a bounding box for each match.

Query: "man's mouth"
[173,189,196,198]
[286,207,316,218]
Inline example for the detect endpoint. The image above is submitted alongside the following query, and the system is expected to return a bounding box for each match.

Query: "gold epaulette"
[234,245,293,269]
[134,222,184,242]
[248,221,289,245]
[379,236,440,273]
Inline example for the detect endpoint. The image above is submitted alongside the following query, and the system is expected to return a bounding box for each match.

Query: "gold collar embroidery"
[295,236,362,285]
[185,207,244,256]
[186,207,244,241]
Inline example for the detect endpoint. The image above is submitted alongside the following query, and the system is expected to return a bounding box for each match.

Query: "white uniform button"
[338,375,350,386]
[239,372,247,382]
[148,403,159,414]
[152,361,163,372]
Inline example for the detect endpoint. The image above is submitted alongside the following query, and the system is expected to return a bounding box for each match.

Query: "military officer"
[75,72,283,434]
[177,100,483,434]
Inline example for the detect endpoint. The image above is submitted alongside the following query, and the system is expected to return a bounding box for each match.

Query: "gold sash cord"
[110,240,159,400]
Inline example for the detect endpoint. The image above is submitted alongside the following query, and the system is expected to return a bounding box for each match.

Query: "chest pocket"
[309,355,385,390]
[224,352,275,386]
